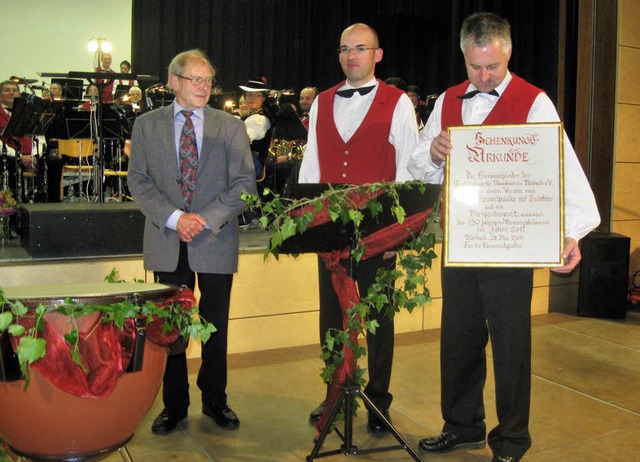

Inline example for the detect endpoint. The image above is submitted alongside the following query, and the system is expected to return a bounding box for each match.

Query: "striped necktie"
[179,110,198,210]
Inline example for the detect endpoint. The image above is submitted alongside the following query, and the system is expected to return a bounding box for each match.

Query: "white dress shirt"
[299,77,418,183]
[408,71,600,241]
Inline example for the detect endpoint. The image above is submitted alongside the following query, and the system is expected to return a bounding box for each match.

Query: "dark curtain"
[132,0,563,104]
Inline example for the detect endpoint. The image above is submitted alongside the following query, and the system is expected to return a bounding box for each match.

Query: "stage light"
[87,39,99,53]
[87,38,112,53]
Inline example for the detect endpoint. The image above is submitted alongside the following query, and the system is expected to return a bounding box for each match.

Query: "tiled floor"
[12,311,640,461]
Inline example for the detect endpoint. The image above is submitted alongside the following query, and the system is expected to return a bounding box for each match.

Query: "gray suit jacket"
[128,103,256,274]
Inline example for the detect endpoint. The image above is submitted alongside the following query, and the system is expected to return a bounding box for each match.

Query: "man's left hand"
[551,237,581,274]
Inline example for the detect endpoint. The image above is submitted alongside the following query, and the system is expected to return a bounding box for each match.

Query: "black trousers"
[317,253,395,411]
[154,241,233,412]
[440,266,533,459]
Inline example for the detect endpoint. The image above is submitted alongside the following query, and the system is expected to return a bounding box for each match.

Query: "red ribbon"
[10,288,197,398]
[314,208,431,433]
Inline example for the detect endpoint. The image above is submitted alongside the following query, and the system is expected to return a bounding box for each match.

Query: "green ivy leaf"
[64,330,79,347]
[13,300,29,317]
[0,311,13,330]
[391,205,406,224]
[328,205,341,222]
[280,217,297,241]
[367,199,383,216]
[69,348,88,372]
[16,336,46,365]
[8,324,25,336]
[348,209,364,227]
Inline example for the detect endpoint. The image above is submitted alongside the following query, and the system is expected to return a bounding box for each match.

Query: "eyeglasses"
[175,74,214,86]
[337,46,377,55]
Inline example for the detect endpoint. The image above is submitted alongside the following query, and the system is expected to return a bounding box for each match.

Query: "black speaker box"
[578,232,630,318]
[19,203,144,259]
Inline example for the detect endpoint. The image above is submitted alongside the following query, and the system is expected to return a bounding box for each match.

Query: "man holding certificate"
[407,12,600,462]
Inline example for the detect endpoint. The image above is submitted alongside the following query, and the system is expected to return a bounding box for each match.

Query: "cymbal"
[10,76,38,85]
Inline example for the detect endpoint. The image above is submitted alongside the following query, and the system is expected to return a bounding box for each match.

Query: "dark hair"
[0,80,19,93]
[406,85,420,95]
[384,77,407,92]
[120,60,132,69]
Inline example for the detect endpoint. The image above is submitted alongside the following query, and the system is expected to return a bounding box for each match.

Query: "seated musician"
[81,84,100,111]
[0,80,63,203]
[126,86,147,113]
[112,60,138,101]
[231,95,250,119]
[42,82,65,101]
[298,86,318,134]
[238,78,274,185]
[238,78,305,197]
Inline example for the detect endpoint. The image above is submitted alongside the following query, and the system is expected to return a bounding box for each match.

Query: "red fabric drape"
[9,288,196,398]
[314,208,432,433]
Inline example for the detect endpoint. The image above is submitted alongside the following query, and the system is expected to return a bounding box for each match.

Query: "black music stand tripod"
[309,378,423,461]
[278,186,432,462]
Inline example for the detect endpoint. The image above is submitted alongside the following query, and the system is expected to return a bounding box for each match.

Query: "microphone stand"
[13,139,23,204]
[1,142,8,191]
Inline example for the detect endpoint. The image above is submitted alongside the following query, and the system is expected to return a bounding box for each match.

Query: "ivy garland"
[0,270,215,390]
[242,181,439,411]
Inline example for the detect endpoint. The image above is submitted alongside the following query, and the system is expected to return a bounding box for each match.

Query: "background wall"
[615,0,640,277]
[0,0,132,87]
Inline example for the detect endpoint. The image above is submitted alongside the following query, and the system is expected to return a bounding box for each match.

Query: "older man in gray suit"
[128,49,256,435]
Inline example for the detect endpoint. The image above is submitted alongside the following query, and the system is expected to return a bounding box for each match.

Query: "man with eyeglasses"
[298,23,419,436]
[128,49,256,436]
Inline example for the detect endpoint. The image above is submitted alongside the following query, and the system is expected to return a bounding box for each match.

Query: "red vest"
[316,80,402,184]
[0,108,32,154]
[95,67,115,102]
[441,73,542,129]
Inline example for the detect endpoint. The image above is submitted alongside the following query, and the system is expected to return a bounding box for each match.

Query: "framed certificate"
[444,123,564,267]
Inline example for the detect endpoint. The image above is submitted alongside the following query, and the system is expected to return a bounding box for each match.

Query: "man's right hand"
[177,212,207,242]
[430,130,451,165]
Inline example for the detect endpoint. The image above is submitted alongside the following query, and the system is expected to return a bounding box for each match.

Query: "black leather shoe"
[367,409,391,437]
[151,408,188,435]
[418,432,485,452]
[493,456,519,462]
[309,400,327,425]
[202,402,240,429]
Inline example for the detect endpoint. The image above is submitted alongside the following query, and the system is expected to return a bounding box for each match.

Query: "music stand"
[41,71,158,201]
[281,183,440,462]
[52,78,84,100]
[114,85,131,101]
[2,94,61,202]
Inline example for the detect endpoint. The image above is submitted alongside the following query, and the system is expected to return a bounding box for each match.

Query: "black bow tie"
[458,89,499,99]
[336,85,375,98]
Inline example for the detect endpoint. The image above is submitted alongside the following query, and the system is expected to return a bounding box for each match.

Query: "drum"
[59,138,94,166]
[0,282,182,460]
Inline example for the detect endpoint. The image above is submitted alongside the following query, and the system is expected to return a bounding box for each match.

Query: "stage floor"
[82,311,640,462]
